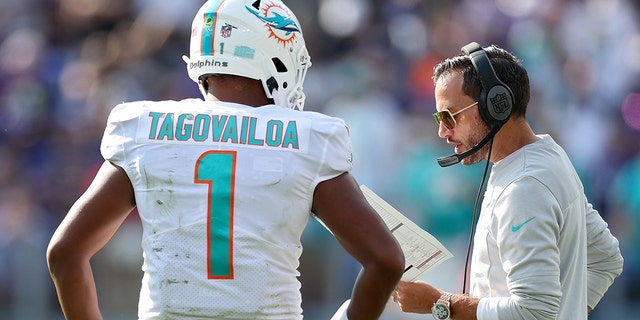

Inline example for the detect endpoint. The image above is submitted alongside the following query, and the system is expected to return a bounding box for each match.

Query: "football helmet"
[183,0,311,110]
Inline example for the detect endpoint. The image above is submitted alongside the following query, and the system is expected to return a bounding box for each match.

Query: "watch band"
[432,292,452,320]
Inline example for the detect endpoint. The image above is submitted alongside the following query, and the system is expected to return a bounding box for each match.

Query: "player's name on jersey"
[142,112,308,151]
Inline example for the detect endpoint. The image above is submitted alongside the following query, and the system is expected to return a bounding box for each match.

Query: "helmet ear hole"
[272,57,288,73]
[266,76,278,94]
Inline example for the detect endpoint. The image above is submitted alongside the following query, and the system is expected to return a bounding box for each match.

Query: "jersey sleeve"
[309,116,354,189]
[100,102,142,168]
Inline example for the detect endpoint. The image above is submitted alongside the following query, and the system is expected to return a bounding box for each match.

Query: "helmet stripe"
[201,0,226,56]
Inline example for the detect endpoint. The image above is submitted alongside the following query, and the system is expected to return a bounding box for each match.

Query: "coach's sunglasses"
[432,101,479,129]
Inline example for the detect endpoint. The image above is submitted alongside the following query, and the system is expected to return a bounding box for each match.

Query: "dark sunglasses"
[432,101,479,129]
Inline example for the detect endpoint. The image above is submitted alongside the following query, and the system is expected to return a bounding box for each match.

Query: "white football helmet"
[183,0,311,110]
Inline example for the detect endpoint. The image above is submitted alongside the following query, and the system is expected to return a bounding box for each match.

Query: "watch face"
[433,303,450,319]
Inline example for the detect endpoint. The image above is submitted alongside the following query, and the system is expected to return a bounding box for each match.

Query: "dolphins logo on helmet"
[246,3,300,42]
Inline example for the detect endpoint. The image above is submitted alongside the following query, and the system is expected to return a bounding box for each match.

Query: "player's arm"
[313,172,405,320]
[47,160,136,320]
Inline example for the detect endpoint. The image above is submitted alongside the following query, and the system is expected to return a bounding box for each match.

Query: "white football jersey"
[100,98,353,319]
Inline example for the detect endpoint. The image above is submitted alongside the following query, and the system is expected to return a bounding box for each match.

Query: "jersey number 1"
[195,150,236,279]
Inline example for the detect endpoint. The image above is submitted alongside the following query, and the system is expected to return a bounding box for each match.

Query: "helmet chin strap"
[198,83,208,100]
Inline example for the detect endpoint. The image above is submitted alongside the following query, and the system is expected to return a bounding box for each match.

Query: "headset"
[464,42,514,129]
[436,42,515,167]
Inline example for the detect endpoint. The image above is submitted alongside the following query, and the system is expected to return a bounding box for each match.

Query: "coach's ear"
[330,299,350,320]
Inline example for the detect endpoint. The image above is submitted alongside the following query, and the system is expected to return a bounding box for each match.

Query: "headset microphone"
[436,124,500,167]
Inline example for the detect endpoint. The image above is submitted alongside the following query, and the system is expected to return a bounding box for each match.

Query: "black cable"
[462,137,494,294]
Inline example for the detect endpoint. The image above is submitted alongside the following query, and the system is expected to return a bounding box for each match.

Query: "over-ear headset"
[461,42,514,130]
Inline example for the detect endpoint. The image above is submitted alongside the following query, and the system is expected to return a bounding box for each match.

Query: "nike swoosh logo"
[511,217,535,232]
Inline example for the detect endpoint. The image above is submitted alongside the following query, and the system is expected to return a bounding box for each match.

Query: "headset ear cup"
[462,42,514,129]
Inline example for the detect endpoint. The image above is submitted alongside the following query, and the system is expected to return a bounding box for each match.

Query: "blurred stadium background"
[1,0,639,319]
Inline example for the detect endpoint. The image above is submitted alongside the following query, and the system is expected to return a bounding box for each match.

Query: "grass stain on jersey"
[159,278,189,288]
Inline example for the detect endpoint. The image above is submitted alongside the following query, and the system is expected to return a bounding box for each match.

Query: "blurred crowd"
[1,0,639,319]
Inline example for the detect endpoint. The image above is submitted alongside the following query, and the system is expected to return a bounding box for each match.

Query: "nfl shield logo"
[490,93,509,114]
[221,23,235,38]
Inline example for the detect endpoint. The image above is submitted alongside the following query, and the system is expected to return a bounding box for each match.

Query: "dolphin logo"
[246,4,300,37]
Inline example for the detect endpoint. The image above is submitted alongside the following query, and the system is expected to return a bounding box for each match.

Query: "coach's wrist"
[431,292,452,320]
